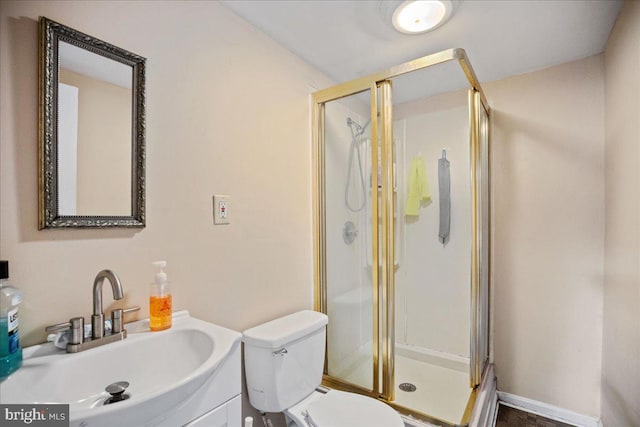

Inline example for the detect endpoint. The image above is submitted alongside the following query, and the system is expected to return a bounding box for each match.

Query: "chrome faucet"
[92,270,124,339]
[45,269,140,353]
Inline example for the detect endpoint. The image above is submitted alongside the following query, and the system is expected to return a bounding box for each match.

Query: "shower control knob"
[343,221,358,244]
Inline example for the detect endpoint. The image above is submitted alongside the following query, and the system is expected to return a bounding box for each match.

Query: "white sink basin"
[0,311,242,427]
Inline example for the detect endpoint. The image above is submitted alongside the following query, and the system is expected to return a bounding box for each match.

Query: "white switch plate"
[213,195,230,225]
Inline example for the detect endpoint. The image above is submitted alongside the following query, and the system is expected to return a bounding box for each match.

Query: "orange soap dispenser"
[149,260,172,331]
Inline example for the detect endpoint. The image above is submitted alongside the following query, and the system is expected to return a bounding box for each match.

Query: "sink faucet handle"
[111,310,123,334]
[45,321,71,332]
[123,306,140,314]
[45,317,84,345]
[111,306,141,333]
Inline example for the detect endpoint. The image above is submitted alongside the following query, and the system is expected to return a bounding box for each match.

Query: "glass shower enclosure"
[312,49,490,426]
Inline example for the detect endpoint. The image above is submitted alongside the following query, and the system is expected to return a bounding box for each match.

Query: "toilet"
[242,310,404,427]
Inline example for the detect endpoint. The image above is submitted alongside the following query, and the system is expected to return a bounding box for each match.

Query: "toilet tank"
[242,310,328,413]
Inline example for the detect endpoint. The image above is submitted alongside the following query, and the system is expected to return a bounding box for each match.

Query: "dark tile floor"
[495,404,576,427]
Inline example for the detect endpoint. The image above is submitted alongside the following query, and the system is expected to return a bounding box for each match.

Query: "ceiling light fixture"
[392,0,453,34]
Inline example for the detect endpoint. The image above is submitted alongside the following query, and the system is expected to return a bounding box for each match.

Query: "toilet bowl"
[242,310,403,427]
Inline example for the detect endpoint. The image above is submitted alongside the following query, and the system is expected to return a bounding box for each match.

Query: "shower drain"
[398,382,417,392]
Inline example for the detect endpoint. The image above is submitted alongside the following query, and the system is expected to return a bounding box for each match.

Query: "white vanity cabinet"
[156,343,242,427]
[185,395,241,427]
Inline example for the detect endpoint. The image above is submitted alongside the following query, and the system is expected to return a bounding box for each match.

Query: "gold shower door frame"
[312,48,490,426]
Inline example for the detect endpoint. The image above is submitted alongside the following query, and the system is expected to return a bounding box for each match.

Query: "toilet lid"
[305,390,403,427]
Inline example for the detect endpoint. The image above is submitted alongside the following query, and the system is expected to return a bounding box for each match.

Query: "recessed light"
[392,0,453,34]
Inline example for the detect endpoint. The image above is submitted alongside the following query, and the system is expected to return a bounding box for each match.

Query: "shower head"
[346,117,370,137]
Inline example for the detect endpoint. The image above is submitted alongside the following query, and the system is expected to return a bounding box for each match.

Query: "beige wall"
[0,3,333,423]
[485,55,605,417]
[602,1,640,425]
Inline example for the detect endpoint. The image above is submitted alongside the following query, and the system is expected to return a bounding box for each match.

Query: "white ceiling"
[222,0,622,102]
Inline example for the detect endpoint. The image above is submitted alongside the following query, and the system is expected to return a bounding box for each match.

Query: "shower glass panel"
[391,61,473,425]
[323,90,376,392]
[472,94,491,384]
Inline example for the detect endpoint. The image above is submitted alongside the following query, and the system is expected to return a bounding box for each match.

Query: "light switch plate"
[213,195,230,225]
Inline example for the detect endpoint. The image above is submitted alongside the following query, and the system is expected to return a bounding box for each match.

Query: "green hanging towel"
[405,155,431,216]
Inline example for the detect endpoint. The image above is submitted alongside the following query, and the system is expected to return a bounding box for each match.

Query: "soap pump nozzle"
[152,260,167,285]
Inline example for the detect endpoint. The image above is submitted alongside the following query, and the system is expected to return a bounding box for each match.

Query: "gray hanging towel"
[438,150,450,245]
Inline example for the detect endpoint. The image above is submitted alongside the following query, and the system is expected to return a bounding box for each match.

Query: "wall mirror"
[39,17,146,229]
